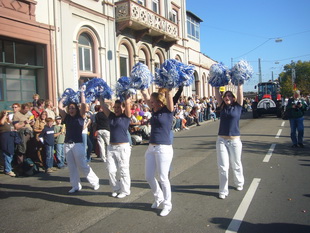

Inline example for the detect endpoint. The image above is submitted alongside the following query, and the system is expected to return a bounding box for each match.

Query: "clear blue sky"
[186,0,310,91]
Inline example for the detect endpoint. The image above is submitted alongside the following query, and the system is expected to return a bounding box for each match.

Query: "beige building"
[0,0,217,110]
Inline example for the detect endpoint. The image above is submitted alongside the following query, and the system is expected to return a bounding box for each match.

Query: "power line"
[247,54,310,63]
[233,39,272,59]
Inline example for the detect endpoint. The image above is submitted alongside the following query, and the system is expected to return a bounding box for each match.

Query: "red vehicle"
[252,81,282,118]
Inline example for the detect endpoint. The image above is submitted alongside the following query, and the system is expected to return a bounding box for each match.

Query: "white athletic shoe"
[151,199,164,209]
[68,184,82,193]
[93,184,100,191]
[160,207,172,217]
[117,193,128,199]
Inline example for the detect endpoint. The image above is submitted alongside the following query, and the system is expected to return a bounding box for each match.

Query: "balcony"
[115,0,179,47]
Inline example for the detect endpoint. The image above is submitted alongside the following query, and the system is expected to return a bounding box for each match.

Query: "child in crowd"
[54,116,66,168]
[32,94,40,108]
[39,117,56,173]
[209,107,217,121]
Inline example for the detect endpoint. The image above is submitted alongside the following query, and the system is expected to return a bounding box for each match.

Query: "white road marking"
[225,178,261,233]
[281,121,285,127]
[275,129,282,138]
[263,144,276,163]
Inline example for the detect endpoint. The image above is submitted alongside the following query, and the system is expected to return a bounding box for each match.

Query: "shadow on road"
[210,217,310,233]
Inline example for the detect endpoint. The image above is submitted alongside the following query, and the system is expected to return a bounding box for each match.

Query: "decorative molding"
[115,0,179,41]
[0,0,36,21]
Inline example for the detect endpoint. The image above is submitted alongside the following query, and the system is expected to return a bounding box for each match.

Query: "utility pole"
[271,71,274,81]
[258,58,262,83]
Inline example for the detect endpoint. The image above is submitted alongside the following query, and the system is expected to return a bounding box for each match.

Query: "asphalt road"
[0,111,309,233]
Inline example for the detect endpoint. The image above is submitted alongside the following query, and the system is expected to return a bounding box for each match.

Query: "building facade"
[0,0,217,110]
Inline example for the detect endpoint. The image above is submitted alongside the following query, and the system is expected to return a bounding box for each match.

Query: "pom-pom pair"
[115,63,153,101]
[61,78,113,106]
[208,60,253,87]
[154,59,195,89]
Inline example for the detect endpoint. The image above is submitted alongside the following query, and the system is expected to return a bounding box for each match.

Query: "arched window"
[139,49,146,64]
[119,44,130,77]
[155,49,165,70]
[175,55,182,62]
[78,33,93,72]
[192,71,200,97]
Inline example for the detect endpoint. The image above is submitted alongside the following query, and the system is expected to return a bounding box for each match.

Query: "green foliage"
[279,60,310,97]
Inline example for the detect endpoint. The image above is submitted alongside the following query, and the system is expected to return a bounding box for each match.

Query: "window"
[137,0,145,6]
[171,9,178,23]
[120,56,128,77]
[138,49,147,65]
[0,39,37,65]
[78,33,93,72]
[187,15,200,41]
[152,0,159,13]
[6,68,36,102]
[119,43,131,77]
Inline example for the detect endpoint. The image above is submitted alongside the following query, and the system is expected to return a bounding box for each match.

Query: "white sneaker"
[93,184,100,191]
[160,207,172,217]
[219,194,226,199]
[68,184,82,193]
[151,199,164,209]
[111,192,118,197]
[236,186,243,191]
[117,193,128,199]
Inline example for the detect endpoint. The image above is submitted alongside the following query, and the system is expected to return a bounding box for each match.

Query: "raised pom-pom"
[230,60,253,86]
[115,76,136,102]
[154,59,195,88]
[61,88,80,106]
[82,78,113,102]
[130,62,153,90]
[208,63,230,87]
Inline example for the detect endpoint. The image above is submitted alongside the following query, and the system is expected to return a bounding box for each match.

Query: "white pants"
[216,136,244,196]
[97,129,110,162]
[65,143,99,189]
[107,143,131,195]
[145,144,173,208]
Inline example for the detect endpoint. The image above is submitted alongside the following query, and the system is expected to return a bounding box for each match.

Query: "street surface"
[0,111,309,233]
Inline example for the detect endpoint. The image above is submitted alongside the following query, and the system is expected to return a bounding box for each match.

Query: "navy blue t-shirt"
[218,103,242,136]
[64,114,84,143]
[109,113,130,143]
[149,106,173,145]
[39,125,55,146]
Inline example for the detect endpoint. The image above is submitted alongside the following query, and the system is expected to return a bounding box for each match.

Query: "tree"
[279,60,310,97]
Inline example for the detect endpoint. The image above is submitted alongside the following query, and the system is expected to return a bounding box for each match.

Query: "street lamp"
[275,38,283,43]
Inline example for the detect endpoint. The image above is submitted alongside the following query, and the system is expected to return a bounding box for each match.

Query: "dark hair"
[21,103,30,110]
[39,110,48,120]
[115,100,125,108]
[67,103,80,116]
[37,99,45,106]
[94,105,101,112]
[219,91,237,110]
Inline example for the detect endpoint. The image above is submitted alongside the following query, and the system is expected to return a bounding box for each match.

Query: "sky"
[186,0,310,91]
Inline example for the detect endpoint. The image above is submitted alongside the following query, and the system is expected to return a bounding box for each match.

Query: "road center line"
[225,178,261,233]
[275,129,282,138]
[281,121,285,127]
[263,143,276,163]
